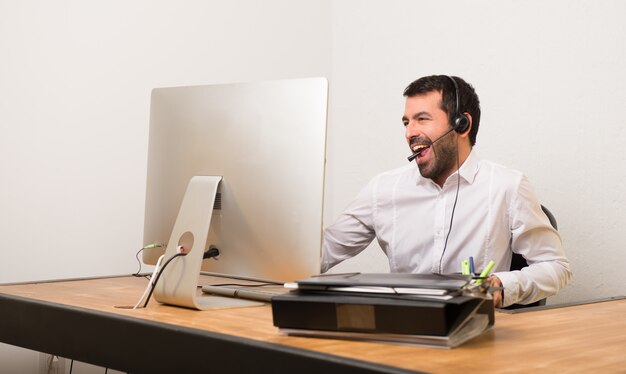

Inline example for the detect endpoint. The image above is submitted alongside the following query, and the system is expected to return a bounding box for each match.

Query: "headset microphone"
[407,128,455,162]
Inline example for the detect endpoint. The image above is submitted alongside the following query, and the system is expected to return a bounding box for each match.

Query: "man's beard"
[418,133,458,181]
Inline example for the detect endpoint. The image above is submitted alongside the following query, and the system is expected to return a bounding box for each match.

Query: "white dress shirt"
[322,151,572,307]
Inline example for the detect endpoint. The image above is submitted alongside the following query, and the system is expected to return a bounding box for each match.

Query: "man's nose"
[405,121,420,138]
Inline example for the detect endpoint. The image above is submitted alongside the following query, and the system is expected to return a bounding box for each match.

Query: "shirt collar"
[415,149,481,186]
[459,150,480,185]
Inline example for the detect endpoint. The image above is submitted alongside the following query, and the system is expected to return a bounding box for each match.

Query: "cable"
[203,246,220,260]
[134,246,220,308]
[438,136,462,274]
[132,248,144,276]
[133,243,164,277]
[142,252,187,308]
[133,254,165,309]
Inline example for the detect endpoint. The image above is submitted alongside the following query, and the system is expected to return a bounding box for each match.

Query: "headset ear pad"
[453,114,470,133]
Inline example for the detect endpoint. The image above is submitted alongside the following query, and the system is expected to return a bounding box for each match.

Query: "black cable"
[438,136,462,274]
[69,360,74,374]
[132,248,144,277]
[142,252,186,308]
[203,246,220,260]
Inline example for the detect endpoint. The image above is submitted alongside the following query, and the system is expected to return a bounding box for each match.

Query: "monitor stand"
[153,176,262,310]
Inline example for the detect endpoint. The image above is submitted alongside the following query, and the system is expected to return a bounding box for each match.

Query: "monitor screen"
[142,78,328,286]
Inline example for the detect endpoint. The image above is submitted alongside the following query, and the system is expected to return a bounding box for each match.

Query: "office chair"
[503,205,556,310]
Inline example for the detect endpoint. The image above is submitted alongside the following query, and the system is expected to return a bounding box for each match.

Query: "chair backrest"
[541,205,558,230]
[504,205,556,309]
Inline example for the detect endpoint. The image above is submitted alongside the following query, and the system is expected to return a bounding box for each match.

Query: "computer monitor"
[142,78,328,309]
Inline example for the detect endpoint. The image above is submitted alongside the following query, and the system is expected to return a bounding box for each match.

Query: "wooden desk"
[1,276,625,373]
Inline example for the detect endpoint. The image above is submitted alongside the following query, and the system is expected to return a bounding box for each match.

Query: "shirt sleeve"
[321,179,377,273]
[494,175,573,307]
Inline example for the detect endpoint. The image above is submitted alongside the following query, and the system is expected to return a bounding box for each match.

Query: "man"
[322,75,572,308]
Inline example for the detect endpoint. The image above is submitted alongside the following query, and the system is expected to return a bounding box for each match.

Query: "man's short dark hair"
[404,75,481,146]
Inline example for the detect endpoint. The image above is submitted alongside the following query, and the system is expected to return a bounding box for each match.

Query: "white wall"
[0,0,331,283]
[0,0,330,371]
[325,0,626,305]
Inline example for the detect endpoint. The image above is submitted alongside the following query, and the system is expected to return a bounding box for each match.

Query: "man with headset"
[321,75,572,308]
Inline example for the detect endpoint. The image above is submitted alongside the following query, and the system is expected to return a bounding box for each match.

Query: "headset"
[446,75,470,134]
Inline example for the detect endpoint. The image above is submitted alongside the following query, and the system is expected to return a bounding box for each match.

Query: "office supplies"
[475,260,495,285]
[294,273,470,292]
[284,282,457,301]
[290,273,469,301]
[469,256,475,274]
[272,292,494,348]
[461,259,470,275]
[273,272,491,348]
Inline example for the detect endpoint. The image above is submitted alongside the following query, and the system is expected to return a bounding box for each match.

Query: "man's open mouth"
[411,144,430,153]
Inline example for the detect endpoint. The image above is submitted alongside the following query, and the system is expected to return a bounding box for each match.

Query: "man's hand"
[487,275,503,308]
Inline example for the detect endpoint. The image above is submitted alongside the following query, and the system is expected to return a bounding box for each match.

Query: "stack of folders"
[271,273,494,348]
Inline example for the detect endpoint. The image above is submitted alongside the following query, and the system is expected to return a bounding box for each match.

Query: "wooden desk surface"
[1,275,625,373]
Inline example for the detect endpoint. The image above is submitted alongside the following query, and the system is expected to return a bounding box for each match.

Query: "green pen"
[461,259,470,275]
[475,260,495,285]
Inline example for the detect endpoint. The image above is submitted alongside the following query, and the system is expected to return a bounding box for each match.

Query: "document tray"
[271,292,494,348]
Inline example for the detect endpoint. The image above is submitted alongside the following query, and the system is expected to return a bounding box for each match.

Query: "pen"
[461,259,470,275]
[475,260,495,285]
[469,256,475,274]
